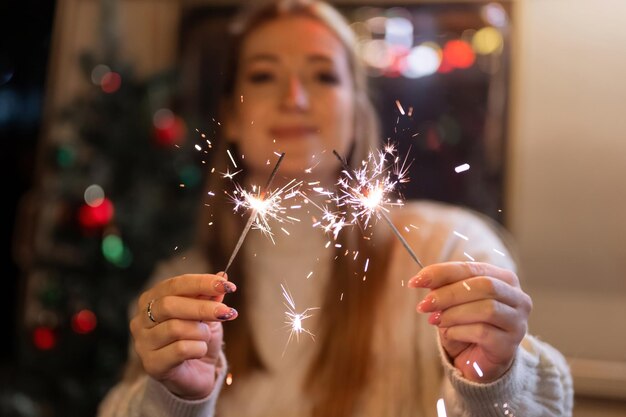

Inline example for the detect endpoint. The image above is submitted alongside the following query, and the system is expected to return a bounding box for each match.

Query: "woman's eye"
[316,72,340,85]
[247,71,275,83]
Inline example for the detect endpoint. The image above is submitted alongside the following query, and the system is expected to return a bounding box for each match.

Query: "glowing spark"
[455,163,470,173]
[364,258,370,272]
[228,177,301,243]
[224,153,288,273]
[472,361,484,377]
[463,252,475,261]
[281,284,318,355]
[436,398,448,417]
[493,248,506,257]
[220,168,243,179]
[332,149,424,268]
[453,231,469,240]
[226,149,238,168]
[306,271,313,279]
[462,281,471,291]
[226,373,233,385]
[194,144,202,151]
[396,100,404,116]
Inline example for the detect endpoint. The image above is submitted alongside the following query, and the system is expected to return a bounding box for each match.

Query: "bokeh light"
[78,197,114,229]
[84,184,105,207]
[472,26,503,55]
[403,42,442,78]
[100,71,122,93]
[90,64,111,85]
[33,326,56,350]
[71,309,98,334]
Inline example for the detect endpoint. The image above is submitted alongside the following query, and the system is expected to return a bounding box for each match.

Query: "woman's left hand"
[408,262,533,382]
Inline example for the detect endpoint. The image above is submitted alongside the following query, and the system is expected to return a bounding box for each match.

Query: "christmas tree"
[6,2,204,415]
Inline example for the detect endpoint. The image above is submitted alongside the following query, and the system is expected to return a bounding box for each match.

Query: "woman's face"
[226,15,355,183]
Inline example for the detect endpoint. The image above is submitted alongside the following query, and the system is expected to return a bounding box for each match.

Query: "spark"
[331,149,424,268]
[220,168,243,179]
[224,153,293,273]
[493,248,506,257]
[281,284,318,355]
[395,100,406,115]
[226,149,238,168]
[463,252,475,261]
[453,231,469,240]
[455,163,470,173]
[472,361,484,377]
[228,177,301,243]
[462,281,471,291]
[436,398,448,417]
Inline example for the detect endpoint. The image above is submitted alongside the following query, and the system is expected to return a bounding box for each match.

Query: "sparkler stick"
[332,150,424,268]
[223,152,286,273]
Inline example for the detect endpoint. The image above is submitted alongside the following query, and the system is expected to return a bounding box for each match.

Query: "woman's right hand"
[129,272,238,400]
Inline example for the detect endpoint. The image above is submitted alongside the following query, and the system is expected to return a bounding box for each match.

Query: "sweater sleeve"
[440,334,573,417]
[97,350,228,417]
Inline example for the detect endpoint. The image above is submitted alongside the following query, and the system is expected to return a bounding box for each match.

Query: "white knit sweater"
[98,200,573,417]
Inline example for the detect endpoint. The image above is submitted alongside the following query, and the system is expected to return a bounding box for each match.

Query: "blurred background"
[1,0,625,416]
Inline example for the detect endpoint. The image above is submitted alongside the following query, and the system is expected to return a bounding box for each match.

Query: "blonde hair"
[198,2,393,415]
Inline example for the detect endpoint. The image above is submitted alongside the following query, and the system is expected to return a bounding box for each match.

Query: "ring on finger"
[147,299,158,323]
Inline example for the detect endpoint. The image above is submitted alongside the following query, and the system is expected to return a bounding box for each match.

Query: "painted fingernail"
[214,279,236,294]
[417,296,436,312]
[215,307,238,321]
[428,311,442,326]
[408,272,431,288]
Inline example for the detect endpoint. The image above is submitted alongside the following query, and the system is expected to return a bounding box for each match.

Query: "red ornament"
[78,198,114,229]
[154,115,187,146]
[101,71,122,93]
[33,326,56,350]
[72,309,98,334]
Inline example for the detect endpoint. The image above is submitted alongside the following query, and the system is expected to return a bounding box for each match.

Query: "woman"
[98,1,573,416]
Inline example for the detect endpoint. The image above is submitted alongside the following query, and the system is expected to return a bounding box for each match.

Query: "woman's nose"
[280,76,309,111]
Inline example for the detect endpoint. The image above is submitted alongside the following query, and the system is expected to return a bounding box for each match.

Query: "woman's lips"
[269,126,318,139]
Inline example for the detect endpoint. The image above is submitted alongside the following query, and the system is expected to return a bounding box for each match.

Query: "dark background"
[1,0,56,370]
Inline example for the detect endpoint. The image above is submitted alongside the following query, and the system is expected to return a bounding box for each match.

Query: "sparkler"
[332,149,424,268]
[223,152,286,273]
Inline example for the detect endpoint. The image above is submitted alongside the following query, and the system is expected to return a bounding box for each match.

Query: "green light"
[56,146,76,168]
[102,235,124,263]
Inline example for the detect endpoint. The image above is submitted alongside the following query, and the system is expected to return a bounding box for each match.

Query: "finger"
[139,273,237,307]
[442,323,517,357]
[142,319,214,351]
[417,276,530,313]
[429,299,526,333]
[144,296,238,326]
[143,340,210,378]
[408,262,519,289]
